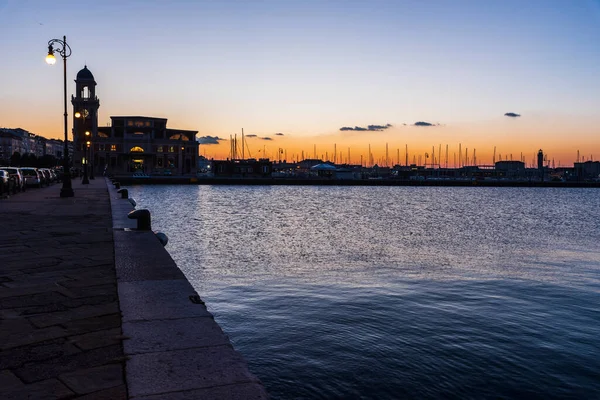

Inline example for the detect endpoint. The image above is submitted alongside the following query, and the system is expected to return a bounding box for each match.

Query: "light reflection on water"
[128,185,600,399]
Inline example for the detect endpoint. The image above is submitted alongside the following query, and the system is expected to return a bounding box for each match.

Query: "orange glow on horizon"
[6,110,599,169]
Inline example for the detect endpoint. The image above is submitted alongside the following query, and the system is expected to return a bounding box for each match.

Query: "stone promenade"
[1,177,268,399]
[0,178,127,399]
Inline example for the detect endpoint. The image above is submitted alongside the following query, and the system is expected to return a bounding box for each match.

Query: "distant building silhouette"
[97,116,198,176]
[495,160,525,179]
[71,66,100,173]
[72,66,198,176]
[574,161,600,181]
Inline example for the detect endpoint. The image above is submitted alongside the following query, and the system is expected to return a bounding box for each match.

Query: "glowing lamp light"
[85,131,90,136]
[45,46,56,65]
[86,141,91,146]
[75,112,81,118]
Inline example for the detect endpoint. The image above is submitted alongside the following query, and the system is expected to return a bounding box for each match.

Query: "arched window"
[82,86,90,99]
[169,133,190,141]
[130,146,144,152]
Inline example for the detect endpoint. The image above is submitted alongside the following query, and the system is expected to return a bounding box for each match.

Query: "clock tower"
[71,66,100,176]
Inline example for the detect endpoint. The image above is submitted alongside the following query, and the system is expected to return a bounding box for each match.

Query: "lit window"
[135,121,145,127]
[130,146,144,152]
[127,121,133,127]
[169,146,175,152]
[145,121,151,127]
[111,145,116,151]
[157,146,163,152]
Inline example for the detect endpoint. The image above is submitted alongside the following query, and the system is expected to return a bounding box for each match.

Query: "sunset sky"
[1,0,599,166]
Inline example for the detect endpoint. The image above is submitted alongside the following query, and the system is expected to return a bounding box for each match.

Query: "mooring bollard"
[117,188,128,199]
[129,197,137,207]
[128,209,151,230]
[114,182,120,189]
[155,231,169,247]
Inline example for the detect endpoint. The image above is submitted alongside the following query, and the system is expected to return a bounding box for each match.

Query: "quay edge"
[107,177,269,399]
[113,175,600,188]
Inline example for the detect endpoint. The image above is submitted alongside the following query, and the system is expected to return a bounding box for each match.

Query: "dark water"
[128,185,600,399]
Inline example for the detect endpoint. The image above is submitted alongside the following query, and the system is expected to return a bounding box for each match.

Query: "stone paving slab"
[133,383,270,400]
[68,327,122,350]
[59,364,125,395]
[113,230,186,282]
[118,280,213,322]
[1,369,75,400]
[0,337,81,370]
[122,317,230,354]
[27,302,119,328]
[13,338,123,383]
[0,178,127,399]
[126,346,262,397]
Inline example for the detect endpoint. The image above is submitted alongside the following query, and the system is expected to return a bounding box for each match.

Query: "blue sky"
[1,0,599,163]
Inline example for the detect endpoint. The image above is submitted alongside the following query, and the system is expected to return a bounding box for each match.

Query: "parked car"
[48,169,58,183]
[0,169,17,195]
[21,167,42,188]
[39,168,52,186]
[0,167,25,192]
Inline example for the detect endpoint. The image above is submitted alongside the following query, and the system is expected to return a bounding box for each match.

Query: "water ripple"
[128,185,600,399]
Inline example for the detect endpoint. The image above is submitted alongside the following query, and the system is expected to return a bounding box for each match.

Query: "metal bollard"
[114,182,120,189]
[129,197,137,207]
[117,188,128,199]
[128,209,151,230]
[155,232,168,247]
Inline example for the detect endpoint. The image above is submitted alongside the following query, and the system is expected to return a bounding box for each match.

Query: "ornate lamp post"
[46,36,74,197]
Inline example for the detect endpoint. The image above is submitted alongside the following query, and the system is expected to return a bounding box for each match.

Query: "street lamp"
[82,131,90,184]
[46,36,74,197]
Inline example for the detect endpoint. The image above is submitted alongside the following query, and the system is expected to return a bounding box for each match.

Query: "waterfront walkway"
[0,178,267,399]
[0,178,127,399]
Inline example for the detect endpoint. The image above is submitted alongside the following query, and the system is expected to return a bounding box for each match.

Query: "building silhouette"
[71,66,198,176]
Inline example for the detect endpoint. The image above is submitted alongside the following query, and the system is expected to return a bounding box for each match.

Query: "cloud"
[339,123,392,132]
[275,132,284,136]
[197,136,224,145]
[504,112,521,118]
[260,137,273,141]
[245,134,257,138]
[413,121,435,127]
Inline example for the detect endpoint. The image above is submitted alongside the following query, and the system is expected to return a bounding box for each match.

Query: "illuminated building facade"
[71,66,198,176]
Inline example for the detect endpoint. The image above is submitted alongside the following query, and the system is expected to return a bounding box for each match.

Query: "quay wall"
[114,176,600,188]
[107,178,268,399]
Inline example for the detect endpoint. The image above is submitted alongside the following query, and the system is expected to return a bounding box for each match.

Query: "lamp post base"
[60,171,74,197]
[60,187,75,197]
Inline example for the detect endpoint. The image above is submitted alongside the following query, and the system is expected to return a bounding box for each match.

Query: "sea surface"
[127,185,600,399]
